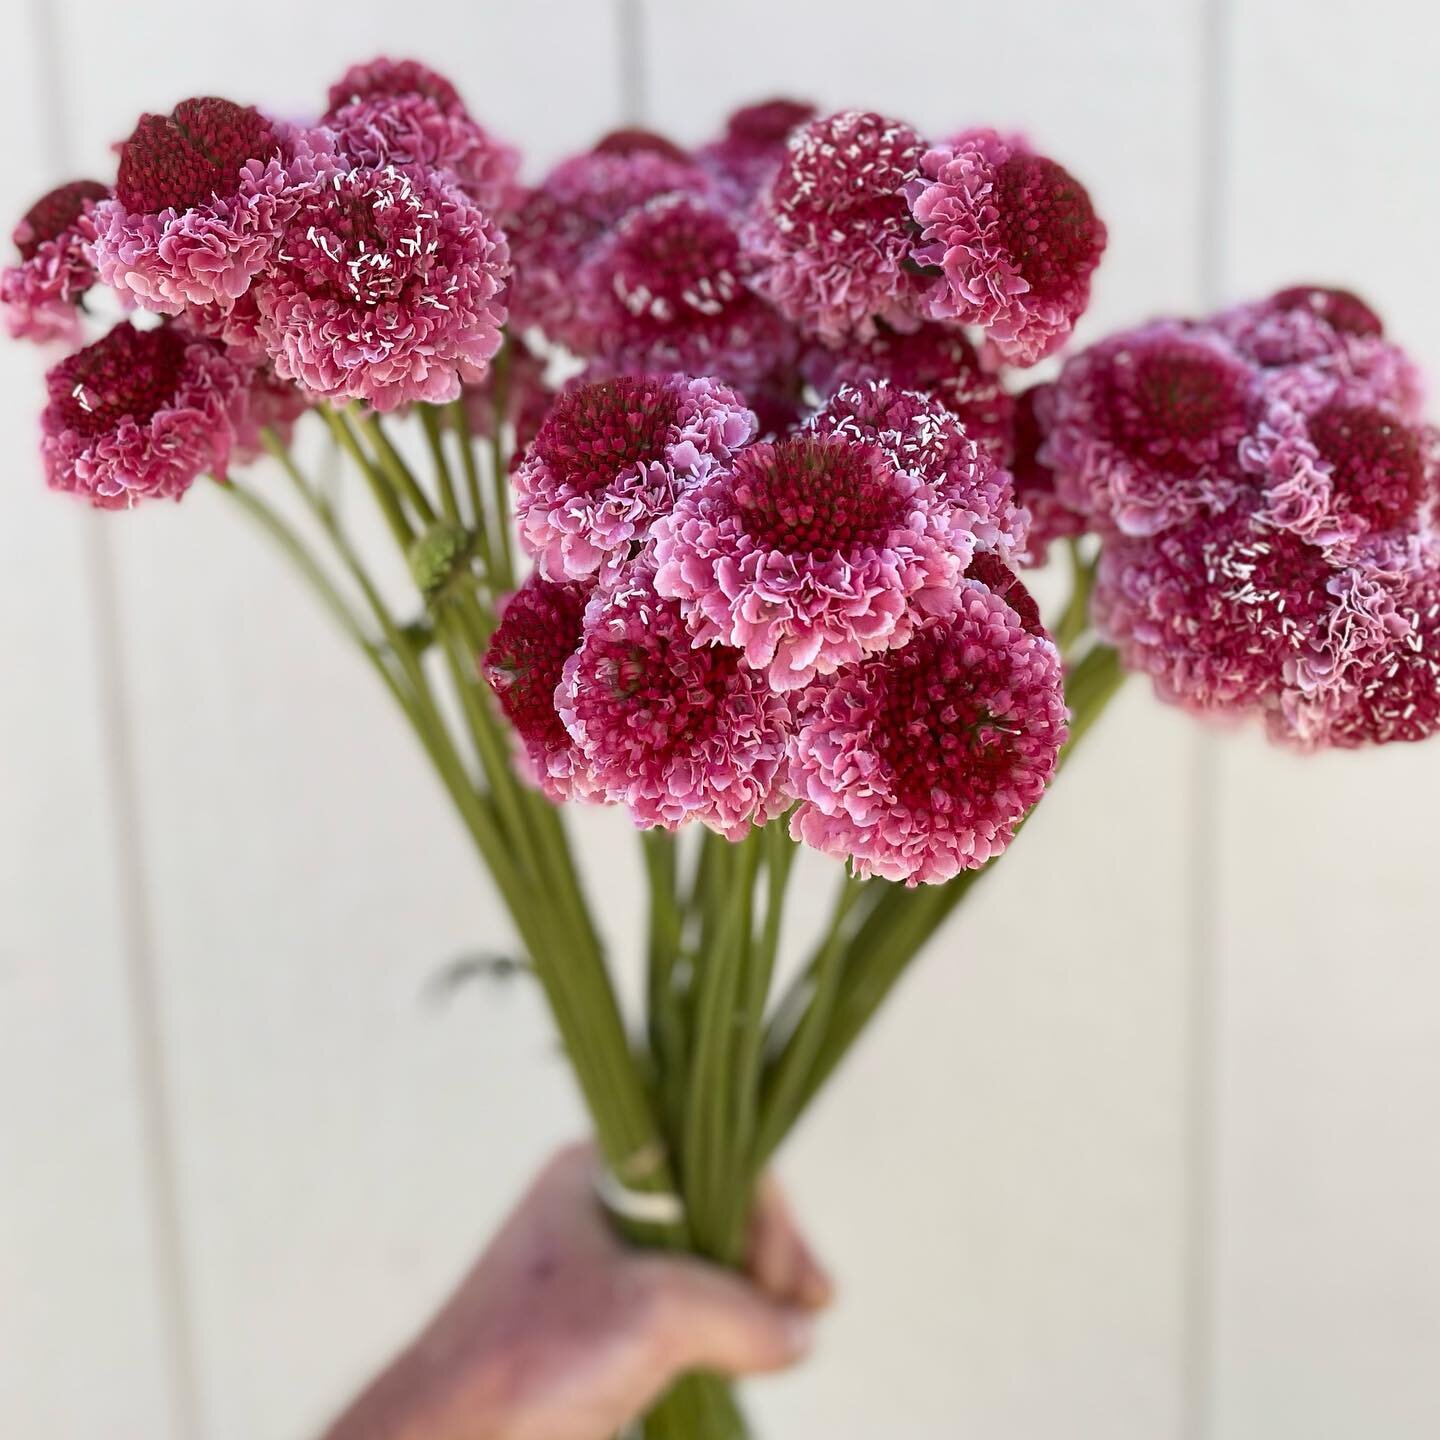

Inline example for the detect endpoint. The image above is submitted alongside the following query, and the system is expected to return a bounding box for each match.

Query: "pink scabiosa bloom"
[461,334,552,452]
[40,320,249,509]
[91,97,306,314]
[652,426,969,692]
[251,156,508,410]
[233,362,311,458]
[804,321,1017,461]
[745,110,928,346]
[1010,382,1085,564]
[577,193,793,390]
[327,57,465,115]
[558,565,792,838]
[788,575,1066,884]
[514,373,755,582]
[481,574,597,801]
[2,180,109,342]
[696,97,817,204]
[806,380,1028,562]
[1240,369,1439,558]
[905,130,1106,365]
[1046,320,1256,536]
[1093,505,1408,745]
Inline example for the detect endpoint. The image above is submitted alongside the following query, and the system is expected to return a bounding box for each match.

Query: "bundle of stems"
[222,341,1125,1440]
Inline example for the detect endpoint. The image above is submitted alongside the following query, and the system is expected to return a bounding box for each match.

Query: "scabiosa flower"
[515,373,755,582]
[745,110,928,346]
[482,574,596,801]
[807,380,1027,562]
[558,565,792,838]
[905,130,1106,365]
[1010,382,1084,564]
[251,156,508,410]
[696,97,817,204]
[461,335,552,452]
[40,320,249,508]
[326,57,465,115]
[2,180,109,342]
[577,193,793,389]
[1093,505,1408,744]
[1046,320,1256,536]
[804,321,1016,460]
[91,97,306,314]
[652,427,969,691]
[789,580,1066,884]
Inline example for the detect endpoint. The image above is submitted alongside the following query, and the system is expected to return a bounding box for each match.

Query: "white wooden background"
[2,2,1437,1436]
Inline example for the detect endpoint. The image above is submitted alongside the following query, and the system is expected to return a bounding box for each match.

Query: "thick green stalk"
[419,405,462,525]
[448,396,496,577]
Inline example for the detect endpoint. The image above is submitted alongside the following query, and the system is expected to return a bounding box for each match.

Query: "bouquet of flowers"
[7,57,1437,1438]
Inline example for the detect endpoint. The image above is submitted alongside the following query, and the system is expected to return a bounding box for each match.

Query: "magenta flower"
[652,427,969,692]
[905,129,1106,364]
[251,156,508,410]
[514,373,755,583]
[744,110,928,345]
[91,97,304,314]
[482,574,597,802]
[558,565,792,838]
[1045,320,1256,536]
[788,577,1066,884]
[696,97,817,204]
[40,321,250,509]
[2,180,110,343]
[461,334,552,452]
[326,57,466,116]
[577,193,793,390]
[804,321,1016,462]
[1009,382,1085,564]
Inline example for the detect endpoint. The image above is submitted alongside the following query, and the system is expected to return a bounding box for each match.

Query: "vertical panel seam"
[26,3,204,1435]
[614,0,647,125]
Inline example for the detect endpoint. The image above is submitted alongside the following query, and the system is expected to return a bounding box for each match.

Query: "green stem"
[488,338,515,589]
[449,396,496,578]
[420,405,461,525]
[359,410,438,528]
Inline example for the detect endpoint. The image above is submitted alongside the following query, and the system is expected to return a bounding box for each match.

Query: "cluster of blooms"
[1033,285,1440,747]
[3,59,517,506]
[484,372,1068,883]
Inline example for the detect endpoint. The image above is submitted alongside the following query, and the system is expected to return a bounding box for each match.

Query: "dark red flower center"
[1010,384,1053,495]
[1271,285,1383,338]
[48,323,189,437]
[532,377,681,496]
[993,153,1102,302]
[592,128,690,163]
[873,620,1029,811]
[1311,402,1426,531]
[608,199,747,330]
[326,60,463,116]
[482,580,588,752]
[731,435,904,554]
[1112,345,1249,471]
[965,552,1044,636]
[15,180,108,259]
[726,99,816,147]
[115,97,277,214]
[772,112,924,219]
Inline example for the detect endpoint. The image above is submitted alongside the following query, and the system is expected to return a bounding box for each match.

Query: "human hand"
[322,1142,833,1440]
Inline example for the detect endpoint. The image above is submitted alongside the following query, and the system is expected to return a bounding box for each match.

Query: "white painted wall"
[1,2,1436,1437]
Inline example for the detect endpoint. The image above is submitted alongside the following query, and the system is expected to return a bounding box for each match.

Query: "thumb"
[638,1254,818,1377]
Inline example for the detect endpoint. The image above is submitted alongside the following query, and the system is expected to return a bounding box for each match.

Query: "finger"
[748,1176,834,1310]
[639,1255,818,1377]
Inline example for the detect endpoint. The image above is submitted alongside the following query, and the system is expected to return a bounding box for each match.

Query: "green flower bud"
[408,521,473,599]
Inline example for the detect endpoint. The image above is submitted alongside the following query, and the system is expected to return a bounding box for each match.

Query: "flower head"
[652,426,969,691]
[789,579,1066,883]
[1009,381,1084,563]
[559,565,792,837]
[40,320,249,508]
[514,373,755,582]
[326,57,466,115]
[252,156,508,410]
[577,193,792,389]
[744,110,927,345]
[2,180,109,342]
[905,130,1106,364]
[696,97,817,204]
[1046,320,1256,535]
[91,97,301,314]
[482,574,596,801]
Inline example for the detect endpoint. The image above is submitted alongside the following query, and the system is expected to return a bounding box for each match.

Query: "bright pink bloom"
[40,321,249,508]
[805,380,1028,563]
[233,362,310,458]
[482,574,596,801]
[744,110,927,345]
[559,565,792,838]
[788,579,1066,884]
[1046,320,1256,535]
[514,374,755,582]
[1093,505,1408,745]
[577,193,793,390]
[2,180,109,342]
[327,57,466,116]
[1009,382,1085,564]
[652,427,969,691]
[804,321,1016,461]
[696,97,817,204]
[252,156,508,410]
[905,130,1106,364]
[91,98,304,314]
